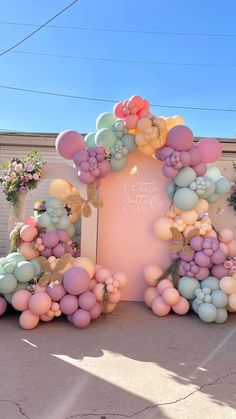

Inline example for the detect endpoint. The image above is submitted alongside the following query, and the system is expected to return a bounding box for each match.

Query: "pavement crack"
[65,370,236,418]
[0,399,30,419]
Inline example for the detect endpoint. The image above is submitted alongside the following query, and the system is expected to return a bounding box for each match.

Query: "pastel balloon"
[205,166,221,181]
[181,210,198,225]
[228,240,236,257]
[24,217,38,227]
[215,177,230,194]
[72,257,95,279]
[195,267,209,281]
[60,294,78,314]
[153,216,173,240]
[0,297,7,316]
[19,310,39,329]
[122,134,136,152]
[163,165,178,178]
[194,199,209,213]
[46,284,66,301]
[178,276,199,299]
[40,248,53,258]
[19,242,39,261]
[56,130,85,160]
[211,289,228,308]
[174,188,199,211]
[189,146,201,165]
[49,179,72,198]
[167,126,194,151]
[211,250,225,265]
[113,102,125,118]
[198,303,217,322]
[162,288,180,305]
[78,291,96,310]
[110,156,128,172]
[157,279,174,295]
[219,228,234,244]
[96,268,111,283]
[40,313,54,322]
[95,128,116,148]
[196,138,222,163]
[112,272,128,288]
[208,193,220,204]
[84,132,96,148]
[125,114,139,129]
[174,167,196,188]
[172,296,189,315]
[6,252,25,263]
[96,112,117,130]
[144,287,159,308]
[29,293,52,315]
[90,302,102,319]
[220,276,236,294]
[20,225,38,242]
[201,276,219,291]
[63,267,90,295]
[108,290,121,304]
[214,308,228,323]
[156,147,173,161]
[11,290,31,311]
[42,232,59,249]
[0,273,17,294]
[72,309,91,328]
[93,283,105,301]
[14,261,34,283]
[152,297,171,316]
[192,162,207,176]
[143,265,163,286]
[228,294,236,310]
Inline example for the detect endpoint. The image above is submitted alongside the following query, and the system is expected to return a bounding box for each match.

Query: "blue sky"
[0,0,236,137]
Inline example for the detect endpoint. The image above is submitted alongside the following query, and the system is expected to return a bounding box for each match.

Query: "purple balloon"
[40,247,53,258]
[90,302,102,320]
[190,236,204,252]
[79,171,95,184]
[67,314,73,323]
[179,250,194,262]
[192,162,207,176]
[58,230,70,243]
[195,267,209,280]
[73,150,88,166]
[60,294,78,315]
[56,130,85,160]
[42,232,59,249]
[156,147,174,161]
[180,151,191,167]
[211,264,229,279]
[167,126,194,151]
[194,251,211,267]
[47,284,66,301]
[53,243,66,258]
[189,146,201,166]
[72,309,91,328]
[98,160,111,177]
[163,165,178,178]
[78,291,96,311]
[63,267,90,295]
[211,250,226,265]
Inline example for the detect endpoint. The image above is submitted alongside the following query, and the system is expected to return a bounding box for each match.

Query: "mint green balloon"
[192,299,201,313]
[211,290,228,308]
[214,308,228,323]
[85,132,96,148]
[174,188,199,211]
[205,166,221,181]
[4,282,28,303]
[166,181,176,198]
[178,276,200,299]
[0,274,17,294]
[14,261,34,283]
[201,178,216,199]
[201,276,219,291]
[6,252,25,263]
[46,197,61,210]
[67,224,76,238]
[96,112,117,130]
[198,303,217,322]
[174,167,196,187]
[74,219,81,235]
[37,212,52,228]
[3,262,15,274]
[31,259,42,277]
[110,156,128,172]
[122,134,136,152]
[56,215,70,230]
[95,128,116,149]
[215,176,230,194]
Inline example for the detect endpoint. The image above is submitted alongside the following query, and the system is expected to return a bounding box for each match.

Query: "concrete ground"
[0,302,236,419]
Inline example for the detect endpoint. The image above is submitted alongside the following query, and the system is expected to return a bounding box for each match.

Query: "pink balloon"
[58,230,70,242]
[108,290,121,304]
[124,114,139,129]
[144,287,159,308]
[19,242,39,261]
[152,297,171,316]
[24,217,38,227]
[0,297,7,316]
[172,296,189,315]
[72,309,91,328]
[137,108,150,118]
[28,293,52,315]
[19,310,39,329]
[42,232,59,249]
[56,130,86,160]
[98,160,111,177]
[46,284,66,301]
[63,267,90,295]
[112,272,128,288]
[189,146,201,166]
[196,138,222,163]
[113,102,125,118]
[11,290,31,311]
[78,291,96,310]
[93,283,104,301]
[211,250,225,265]
[192,162,207,176]
[180,151,191,167]
[53,243,66,258]
[51,302,60,312]
[40,313,54,322]
[20,225,38,242]
[162,288,180,305]
[156,147,174,161]
[195,252,211,267]
[96,268,111,283]
[79,170,95,184]
[167,126,194,151]
[157,279,174,295]
[163,165,178,178]
[67,314,73,323]
[60,294,78,314]
[89,302,102,319]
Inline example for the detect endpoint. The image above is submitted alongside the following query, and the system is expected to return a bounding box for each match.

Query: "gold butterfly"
[170,227,200,257]
[37,254,72,287]
[66,182,103,218]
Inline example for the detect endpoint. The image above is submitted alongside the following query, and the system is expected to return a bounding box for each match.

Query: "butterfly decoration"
[37,253,72,287]
[170,227,200,257]
[66,182,103,218]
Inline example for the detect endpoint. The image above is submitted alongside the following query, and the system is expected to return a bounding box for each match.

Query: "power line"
[0,0,79,58]
[0,20,235,38]
[0,84,236,112]
[1,48,236,68]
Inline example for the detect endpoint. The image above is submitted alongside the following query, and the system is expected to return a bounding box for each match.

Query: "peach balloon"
[219,242,229,256]
[181,210,198,225]
[19,310,39,329]
[20,225,38,242]
[227,303,236,313]
[153,216,173,241]
[34,284,47,293]
[108,290,121,304]
[24,217,38,227]
[143,265,163,286]
[227,240,236,257]
[194,199,209,213]
[219,228,234,244]
[172,115,185,125]
[49,179,72,198]
[157,279,174,296]
[228,294,236,310]
[40,313,54,322]
[144,287,159,308]
[28,293,52,315]
[162,288,180,305]
[51,302,60,312]
[72,257,95,279]
[93,283,105,301]
[11,290,31,311]
[54,309,62,317]
[172,297,190,315]
[220,276,236,295]
[152,297,171,316]
[112,272,128,288]
[19,242,39,261]
[205,229,217,238]
[101,302,116,314]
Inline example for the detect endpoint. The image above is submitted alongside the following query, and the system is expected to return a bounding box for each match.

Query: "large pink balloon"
[196,138,222,163]
[28,293,52,315]
[167,126,194,151]
[56,130,86,160]
[113,102,125,118]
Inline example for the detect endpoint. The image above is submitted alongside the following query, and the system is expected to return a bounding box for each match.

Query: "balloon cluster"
[39,230,75,259]
[37,197,75,237]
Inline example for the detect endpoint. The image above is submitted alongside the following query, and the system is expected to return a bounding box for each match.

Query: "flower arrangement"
[34,200,46,215]
[0,150,44,214]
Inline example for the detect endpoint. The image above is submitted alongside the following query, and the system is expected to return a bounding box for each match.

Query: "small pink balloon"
[156,147,173,161]
[211,250,226,265]
[113,102,125,118]
[112,272,128,288]
[144,287,159,308]
[78,291,96,311]
[219,228,234,244]
[193,162,207,176]
[90,302,102,319]
[57,230,70,242]
[42,232,59,249]
[72,309,91,328]
[194,252,211,267]
[124,114,139,129]
[20,224,38,242]
[40,313,54,322]
[46,284,66,301]
[51,302,60,312]
[152,297,171,316]
[108,290,121,304]
[19,310,39,329]
[60,294,78,314]
[180,151,191,167]
[93,283,104,301]
[163,165,178,178]
[172,296,189,315]
[24,217,38,227]
[28,293,52,315]
[189,146,201,166]
[96,268,111,283]
[167,126,194,151]
[56,130,86,160]
[196,138,222,163]
[53,243,66,258]
[67,314,73,323]
[11,290,31,311]
[211,264,228,279]
[219,242,229,256]
[63,267,90,295]
[0,297,7,316]
[162,288,180,305]
[157,279,174,295]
